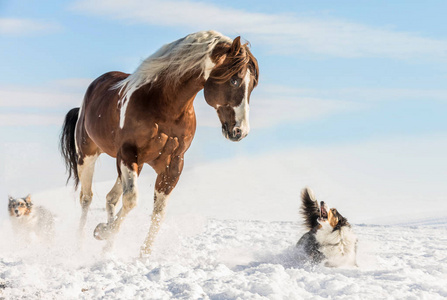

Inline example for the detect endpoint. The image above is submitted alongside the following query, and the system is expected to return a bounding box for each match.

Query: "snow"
[1,213,446,299]
[1,149,447,299]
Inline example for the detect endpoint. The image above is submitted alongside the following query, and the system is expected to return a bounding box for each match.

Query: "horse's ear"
[230,36,242,54]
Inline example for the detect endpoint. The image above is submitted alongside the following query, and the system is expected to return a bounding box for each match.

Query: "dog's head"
[8,195,32,218]
[318,201,349,230]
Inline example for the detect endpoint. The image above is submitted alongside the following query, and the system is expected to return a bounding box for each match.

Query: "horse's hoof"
[139,246,152,258]
[93,223,111,240]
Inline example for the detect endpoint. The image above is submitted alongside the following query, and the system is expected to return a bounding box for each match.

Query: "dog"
[296,187,357,267]
[8,195,55,242]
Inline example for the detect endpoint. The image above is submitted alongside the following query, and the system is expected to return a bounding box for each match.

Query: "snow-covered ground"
[1,211,446,299]
[1,148,447,299]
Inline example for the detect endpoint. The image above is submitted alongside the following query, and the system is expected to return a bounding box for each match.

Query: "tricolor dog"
[296,187,358,267]
[8,195,55,242]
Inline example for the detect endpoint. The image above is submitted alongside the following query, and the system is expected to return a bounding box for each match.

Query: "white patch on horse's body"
[77,153,99,238]
[203,56,215,80]
[120,162,138,195]
[114,30,232,129]
[116,161,139,217]
[74,104,83,154]
[78,154,98,184]
[315,221,357,267]
[106,177,123,223]
[233,69,251,137]
[119,95,130,128]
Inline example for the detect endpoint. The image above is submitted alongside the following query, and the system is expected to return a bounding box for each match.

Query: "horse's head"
[204,37,259,142]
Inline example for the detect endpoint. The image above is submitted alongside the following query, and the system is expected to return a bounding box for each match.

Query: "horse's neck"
[147,73,205,117]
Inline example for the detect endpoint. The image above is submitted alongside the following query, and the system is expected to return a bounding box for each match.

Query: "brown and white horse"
[60,30,259,256]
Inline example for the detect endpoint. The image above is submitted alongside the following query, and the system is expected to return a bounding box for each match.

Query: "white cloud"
[71,0,447,60]
[0,80,88,126]
[0,18,60,36]
[193,92,364,129]
[0,113,63,126]
[0,87,82,108]
[2,79,444,129]
[50,78,93,91]
[325,88,447,102]
[0,79,91,108]
[250,96,362,128]
[262,84,447,103]
[0,83,361,128]
[195,84,447,129]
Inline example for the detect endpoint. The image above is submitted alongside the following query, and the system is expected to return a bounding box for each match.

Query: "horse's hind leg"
[77,154,98,239]
[106,177,123,223]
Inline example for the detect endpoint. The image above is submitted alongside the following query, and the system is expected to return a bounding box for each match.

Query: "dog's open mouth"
[319,201,328,220]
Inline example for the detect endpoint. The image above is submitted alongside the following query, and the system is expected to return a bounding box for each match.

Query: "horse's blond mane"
[115,30,232,104]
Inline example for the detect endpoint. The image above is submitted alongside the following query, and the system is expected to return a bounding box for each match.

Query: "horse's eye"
[230,78,239,87]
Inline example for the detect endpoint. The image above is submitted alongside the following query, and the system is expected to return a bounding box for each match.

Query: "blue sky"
[1,0,446,196]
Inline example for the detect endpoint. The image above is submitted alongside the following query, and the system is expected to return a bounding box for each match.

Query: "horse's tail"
[60,107,80,189]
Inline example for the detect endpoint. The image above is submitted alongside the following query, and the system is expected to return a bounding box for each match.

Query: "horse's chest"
[140,130,193,165]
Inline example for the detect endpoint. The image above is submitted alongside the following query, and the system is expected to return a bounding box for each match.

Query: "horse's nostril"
[233,128,242,138]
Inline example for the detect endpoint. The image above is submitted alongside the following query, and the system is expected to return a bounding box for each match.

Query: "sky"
[0,0,446,216]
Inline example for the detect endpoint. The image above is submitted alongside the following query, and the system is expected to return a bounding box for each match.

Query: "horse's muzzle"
[222,123,245,142]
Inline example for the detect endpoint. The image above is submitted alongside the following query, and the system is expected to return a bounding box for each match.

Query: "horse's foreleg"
[106,177,123,223]
[94,161,139,244]
[140,154,184,257]
[140,190,171,257]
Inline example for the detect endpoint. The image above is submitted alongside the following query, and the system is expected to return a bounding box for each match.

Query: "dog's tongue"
[320,201,328,219]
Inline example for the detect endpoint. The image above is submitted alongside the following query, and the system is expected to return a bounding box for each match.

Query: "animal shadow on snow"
[231,246,324,272]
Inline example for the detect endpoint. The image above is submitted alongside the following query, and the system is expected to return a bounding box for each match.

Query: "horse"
[60,30,259,256]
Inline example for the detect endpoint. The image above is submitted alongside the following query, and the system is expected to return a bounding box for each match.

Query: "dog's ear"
[25,194,33,206]
[337,213,348,227]
[8,196,14,207]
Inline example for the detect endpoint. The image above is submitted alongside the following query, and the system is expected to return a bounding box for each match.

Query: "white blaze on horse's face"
[206,68,253,142]
[203,41,258,143]
[232,69,251,140]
